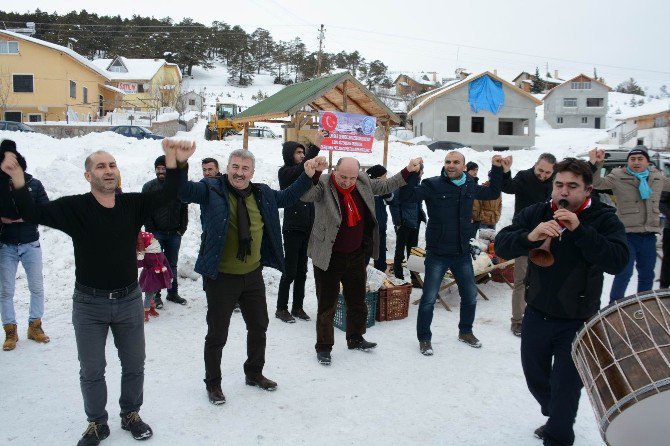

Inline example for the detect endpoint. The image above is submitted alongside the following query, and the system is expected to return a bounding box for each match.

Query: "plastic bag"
[366,266,387,292]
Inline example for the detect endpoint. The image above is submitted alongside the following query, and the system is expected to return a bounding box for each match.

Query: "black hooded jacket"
[278,141,320,233]
[141,178,188,234]
[502,168,553,217]
[0,173,49,244]
[495,200,629,320]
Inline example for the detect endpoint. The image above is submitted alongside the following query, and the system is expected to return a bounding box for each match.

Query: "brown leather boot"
[27,320,50,344]
[3,323,18,351]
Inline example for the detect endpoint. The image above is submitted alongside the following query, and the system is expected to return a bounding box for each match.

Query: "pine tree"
[250,28,275,74]
[530,67,545,94]
[227,34,254,86]
[616,78,645,96]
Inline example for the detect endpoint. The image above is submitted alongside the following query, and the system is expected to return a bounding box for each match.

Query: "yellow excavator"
[204,103,245,140]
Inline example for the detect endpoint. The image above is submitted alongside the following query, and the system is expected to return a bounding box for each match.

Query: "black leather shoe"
[245,374,277,391]
[77,422,110,446]
[291,308,311,321]
[120,411,152,440]
[207,385,226,405]
[317,351,331,365]
[347,338,377,351]
[166,293,187,305]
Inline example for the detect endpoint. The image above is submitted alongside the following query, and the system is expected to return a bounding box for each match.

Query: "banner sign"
[318,111,376,153]
[118,82,138,93]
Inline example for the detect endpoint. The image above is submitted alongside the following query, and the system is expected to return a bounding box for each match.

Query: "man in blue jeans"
[142,155,189,308]
[408,151,507,355]
[0,144,50,351]
[589,146,670,302]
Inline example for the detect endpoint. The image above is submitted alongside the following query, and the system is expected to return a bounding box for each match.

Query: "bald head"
[334,157,360,189]
[443,151,466,179]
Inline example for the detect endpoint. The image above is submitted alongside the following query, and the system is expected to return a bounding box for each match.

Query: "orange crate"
[376,284,412,322]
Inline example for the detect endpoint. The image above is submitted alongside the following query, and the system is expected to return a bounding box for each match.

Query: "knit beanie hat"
[627,145,650,162]
[154,155,166,168]
[366,164,387,179]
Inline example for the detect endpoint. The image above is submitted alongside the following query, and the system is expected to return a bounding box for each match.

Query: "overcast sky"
[10,0,670,92]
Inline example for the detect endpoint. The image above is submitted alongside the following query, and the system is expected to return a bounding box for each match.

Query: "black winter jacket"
[0,174,49,244]
[278,142,320,233]
[390,183,425,230]
[502,168,553,217]
[141,178,188,234]
[494,200,629,320]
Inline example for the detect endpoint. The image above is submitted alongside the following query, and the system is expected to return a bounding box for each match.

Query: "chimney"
[493,69,498,76]
[554,69,559,79]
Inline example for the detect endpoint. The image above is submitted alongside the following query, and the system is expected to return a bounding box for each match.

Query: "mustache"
[232,174,246,180]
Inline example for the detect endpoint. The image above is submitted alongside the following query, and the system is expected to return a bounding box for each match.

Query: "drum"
[572,290,670,446]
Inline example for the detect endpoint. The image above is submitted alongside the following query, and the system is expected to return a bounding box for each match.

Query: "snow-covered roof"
[513,71,564,85]
[0,30,111,80]
[391,72,438,86]
[616,99,670,121]
[99,84,127,95]
[542,74,612,100]
[91,57,182,81]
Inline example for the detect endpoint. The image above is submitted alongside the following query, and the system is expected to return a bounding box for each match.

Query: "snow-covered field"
[0,68,661,445]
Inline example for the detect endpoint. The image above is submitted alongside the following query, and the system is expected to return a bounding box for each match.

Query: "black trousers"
[203,267,268,388]
[394,225,419,279]
[521,307,584,446]
[661,228,670,288]
[313,249,367,353]
[277,230,309,311]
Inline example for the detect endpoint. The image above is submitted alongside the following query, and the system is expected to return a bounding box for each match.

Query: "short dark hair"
[466,161,478,171]
[553,157,593,186]
[537,153,557,165]
[154,155,166,168]
[201,157,219,168]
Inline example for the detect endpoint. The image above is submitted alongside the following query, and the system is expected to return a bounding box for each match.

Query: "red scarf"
[551,198,591,228]
[331,175,362,227]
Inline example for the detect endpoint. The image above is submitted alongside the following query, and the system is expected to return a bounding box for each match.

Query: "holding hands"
[304,156,328,177]
[501,155,513,172]
[589,148,606,165]
[162,139,196,167]
[407,157,423,172]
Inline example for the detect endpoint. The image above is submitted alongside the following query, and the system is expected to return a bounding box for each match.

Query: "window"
[12,74,33,92]
[446,116,460,132]
[28,114,42,122]
[581,117,588,124]
[557,117,564,124]
[654,117,668,128]
[498,121,513,135]
[4,111,22,122]
[69,80,76,99]
[419,122,423,135]
[563,98,577,107]
[83,87,88,104]
[138,84,146,93]
[571,81,591,90]
[471,117,484,133]
[0,41,19,54]
[188,99,196,106]
[586,98,603,107]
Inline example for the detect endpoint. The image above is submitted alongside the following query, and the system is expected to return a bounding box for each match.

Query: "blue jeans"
[417,252,477,340]
[610,233,657,303]
[153,231,181,295]
[0,241,45,325]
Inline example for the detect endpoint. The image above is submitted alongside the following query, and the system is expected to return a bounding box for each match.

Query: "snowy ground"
[0,70,662,445]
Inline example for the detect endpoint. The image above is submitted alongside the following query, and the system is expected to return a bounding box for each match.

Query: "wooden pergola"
[232,71,402,167]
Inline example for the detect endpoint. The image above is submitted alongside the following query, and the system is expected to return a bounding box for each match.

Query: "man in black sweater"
[501,152,556,336]
[275,136,321,323]
[495,158,628,446]
[0,139,195,446]
[142,155,189,307]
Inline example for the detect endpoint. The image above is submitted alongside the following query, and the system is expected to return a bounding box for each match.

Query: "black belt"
[75,282,139,300]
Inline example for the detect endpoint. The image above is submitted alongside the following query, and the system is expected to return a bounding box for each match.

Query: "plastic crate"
[333,291,378,332]
[491,263,515,283]
[376,284,412,322]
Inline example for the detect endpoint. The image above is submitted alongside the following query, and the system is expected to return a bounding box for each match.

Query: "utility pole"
[316,24,325,76]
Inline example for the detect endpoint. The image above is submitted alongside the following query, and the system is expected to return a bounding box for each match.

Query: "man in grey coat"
[301,156,423,365]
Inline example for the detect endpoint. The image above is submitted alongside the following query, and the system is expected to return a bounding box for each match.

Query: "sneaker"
[120,411,153,440]
[458,333,482,348]
[317,351,332,366]
[166,293,187,305]
[534,424,546,440]
[154,295,164,309]
[207,385,226,405]
[347,338,377,351]
[511,322,522,337]
[419,340,433,356]
[245,374,277,391]
[291,308,311,321]
[275,309,296,324]
[77,422,110,446]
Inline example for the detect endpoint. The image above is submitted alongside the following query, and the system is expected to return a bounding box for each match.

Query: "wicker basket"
[333,291,378,332]
[376,284,412,322]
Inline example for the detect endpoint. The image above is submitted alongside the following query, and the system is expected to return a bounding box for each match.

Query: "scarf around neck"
[331,174,362,227]
[626,167,652,200]
[226,175,254,261]
[442,169,467,186]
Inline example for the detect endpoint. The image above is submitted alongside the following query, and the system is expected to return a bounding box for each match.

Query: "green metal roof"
[234,71,400,124]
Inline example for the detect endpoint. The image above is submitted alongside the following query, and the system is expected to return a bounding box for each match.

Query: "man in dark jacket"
[0,145,50,351]
[366,164,394,272]
[660,191,670,288]
[142,155,189,307]
[495,158,628,446]
[409,152,504,354]
[501,152,556,336]
[276,139,321,323]
[178,148,325,405]
[390,168,425,280]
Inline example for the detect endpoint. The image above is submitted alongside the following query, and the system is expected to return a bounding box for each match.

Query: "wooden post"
[329,81,349,173]
[383,120,390,168]
[243,123,249,150]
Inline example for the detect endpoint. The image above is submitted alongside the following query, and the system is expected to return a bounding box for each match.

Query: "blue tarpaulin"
[468,74,505,114]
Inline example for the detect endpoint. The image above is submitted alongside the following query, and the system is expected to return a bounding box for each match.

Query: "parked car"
[248,127,279,139]
[0,121,36,133]
[427,141,465,151]
[109,125,164,140]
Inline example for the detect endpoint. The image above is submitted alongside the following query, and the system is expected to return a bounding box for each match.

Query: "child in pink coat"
[137,232,173,322]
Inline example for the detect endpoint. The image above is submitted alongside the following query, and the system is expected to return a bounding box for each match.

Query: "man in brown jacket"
[590,146,670,303]
[301,156,423,365]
